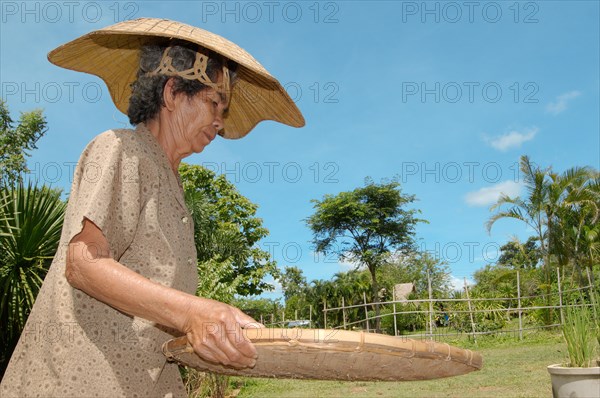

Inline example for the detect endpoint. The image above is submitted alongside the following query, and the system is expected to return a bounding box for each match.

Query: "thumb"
[235,311,264,328]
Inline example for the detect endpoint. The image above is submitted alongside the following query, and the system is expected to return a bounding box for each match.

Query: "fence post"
[295,309,298,321]
[557,267,564,325]
[271,313,274,327]
[260,314,263,326]
[427,270,434,338]
[517,270,523,341]
[310,305,313,326]
[363,292,370,333]
[342,297,347,330]
[393,289,398,337]
[586,268,597,319]
[463,278,477,343]
[323,301,327,329]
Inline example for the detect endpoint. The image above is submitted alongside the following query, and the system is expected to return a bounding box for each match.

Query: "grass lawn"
[231,332,566,398]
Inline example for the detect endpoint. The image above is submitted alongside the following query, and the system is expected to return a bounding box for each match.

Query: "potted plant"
[547,300,600,398]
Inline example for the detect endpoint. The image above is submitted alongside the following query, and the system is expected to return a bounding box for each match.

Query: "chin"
[193,143,209,154]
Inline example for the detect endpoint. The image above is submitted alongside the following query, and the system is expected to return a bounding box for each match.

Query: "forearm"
[67,241,198,332]
[66,219,259,367]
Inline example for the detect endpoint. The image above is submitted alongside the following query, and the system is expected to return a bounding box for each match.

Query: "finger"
[207,326,257,369]
[207,319,257,362]
[189,331,255,369]
[234,311,264,328]
[187,332,232,366]
[224,321,258,361]
[219,336,257,369]
[195,346,229,366]
[236,311,265,329]
[243,322,265,329]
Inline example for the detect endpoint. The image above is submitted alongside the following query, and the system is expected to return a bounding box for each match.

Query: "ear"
[162,78,178,112]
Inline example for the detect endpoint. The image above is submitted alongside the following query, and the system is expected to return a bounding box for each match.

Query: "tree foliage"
[232,297,283,325]
[377,251,452,300]
[0,103,57,378]
[0,100,47,187]
[487,156,599,322]
[482,154,598,326]
[0,182,65,375]
[306,178,424,330]
[497,236,541,269]
[274,250,449,333]
[179,163,278,298]
[280,266,308,301]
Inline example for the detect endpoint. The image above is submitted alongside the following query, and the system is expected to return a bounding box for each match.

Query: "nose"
[213,113,224,133]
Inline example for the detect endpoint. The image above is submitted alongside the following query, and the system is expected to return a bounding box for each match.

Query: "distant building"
[393,283,415,301]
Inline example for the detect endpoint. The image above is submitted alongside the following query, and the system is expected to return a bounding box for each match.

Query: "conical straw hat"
[47,18,305,139]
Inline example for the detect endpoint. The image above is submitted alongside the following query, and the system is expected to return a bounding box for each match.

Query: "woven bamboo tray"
[162,328,482,381]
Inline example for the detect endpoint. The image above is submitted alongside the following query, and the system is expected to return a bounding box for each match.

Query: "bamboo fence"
[265,268,598,341]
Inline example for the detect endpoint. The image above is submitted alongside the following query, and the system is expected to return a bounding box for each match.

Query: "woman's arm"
[66,218,258,369]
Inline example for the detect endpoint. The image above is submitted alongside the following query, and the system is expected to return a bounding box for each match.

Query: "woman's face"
[169,81,228,156]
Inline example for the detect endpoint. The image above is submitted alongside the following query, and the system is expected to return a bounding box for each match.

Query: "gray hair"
[128,41,236,125]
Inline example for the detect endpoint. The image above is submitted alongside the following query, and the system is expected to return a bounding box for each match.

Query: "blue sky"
[1,1,599,297]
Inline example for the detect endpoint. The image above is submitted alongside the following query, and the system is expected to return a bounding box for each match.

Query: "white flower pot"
[547,364,600,398]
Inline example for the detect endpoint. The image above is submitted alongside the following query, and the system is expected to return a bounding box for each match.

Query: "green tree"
[0,103,59,378]
[473,264,542,303]
[497,236,541,269]
[331,270,372,328]
[489,157,597,275]
[474,237,545,314]
[332,270,371,305]
[0,100,47,187]
[0,182,66,376]
[487,156,551,278]
[178,164,283,398]
[179,163,279,297]
[279,266,311,322]
[280,266,307,301]
[549,174,599,283]
[303,279,335,328]
[232,297,283,325]
[306,178,424,331]
[487,156,598,322]
[378,251,452,300]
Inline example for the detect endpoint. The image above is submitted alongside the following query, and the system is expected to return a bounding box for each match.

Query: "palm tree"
[305,279,335,328]
[332,270,372,328]
[487,156,550,273]
[487,156,598,322]
[549,173,599,283]
[581,224,600,275]
[0,182,65,376]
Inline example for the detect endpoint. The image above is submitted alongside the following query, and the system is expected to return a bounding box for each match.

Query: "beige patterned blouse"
[1,124,198,397]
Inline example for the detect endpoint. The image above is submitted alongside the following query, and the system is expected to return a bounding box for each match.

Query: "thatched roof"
[393,283,415,301]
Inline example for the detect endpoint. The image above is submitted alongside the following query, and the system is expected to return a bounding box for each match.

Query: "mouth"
[204,129,217,142]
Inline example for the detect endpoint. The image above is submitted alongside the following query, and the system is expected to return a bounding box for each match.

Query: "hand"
[182,298,264,369]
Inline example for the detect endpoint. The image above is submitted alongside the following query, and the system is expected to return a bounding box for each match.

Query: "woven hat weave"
[47,18,305,139]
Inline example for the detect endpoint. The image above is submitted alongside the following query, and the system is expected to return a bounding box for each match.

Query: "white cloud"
[449,275,474,291]
[484,127,538,151]
[546,90,581,115]
[263,276,283,293]
[465,180,522,207]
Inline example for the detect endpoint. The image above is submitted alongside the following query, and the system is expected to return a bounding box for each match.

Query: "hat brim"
[47,18,305,139]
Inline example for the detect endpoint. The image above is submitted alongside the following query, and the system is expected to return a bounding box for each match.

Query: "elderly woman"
[1,18,303,397]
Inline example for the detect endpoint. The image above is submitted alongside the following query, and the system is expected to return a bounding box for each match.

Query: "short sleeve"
[64,130,141,261]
